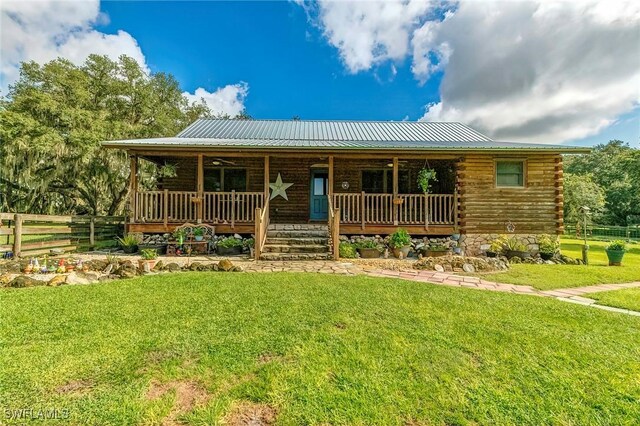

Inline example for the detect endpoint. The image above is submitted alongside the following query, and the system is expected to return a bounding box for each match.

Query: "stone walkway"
[366,268,640,316]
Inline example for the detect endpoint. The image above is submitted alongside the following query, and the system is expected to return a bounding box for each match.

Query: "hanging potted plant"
[537,234,559,260]
[354,240,383,258]
[388,228,412,259]
[605,240,626,266]
[417,167,438,194]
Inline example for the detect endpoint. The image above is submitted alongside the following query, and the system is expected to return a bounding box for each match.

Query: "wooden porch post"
[264,155,270,200]
[328,156,334,199]
[392,157,399,226]
[197,154,204,223]
[129,155,138,224]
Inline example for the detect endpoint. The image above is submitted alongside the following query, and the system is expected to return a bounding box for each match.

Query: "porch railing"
[254,196,270,260]
[327,195,340,260]
[333,192,456,228]
[134,190,264,226]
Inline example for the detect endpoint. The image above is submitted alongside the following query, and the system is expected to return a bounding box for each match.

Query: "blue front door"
[310,171,328,220]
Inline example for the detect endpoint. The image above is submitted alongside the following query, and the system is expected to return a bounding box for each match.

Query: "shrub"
[388,228,411,249]
[217,237,243,248]
[140,249,157,260]
[505,237,527,252]
[243,238,255,249]
[339,242,357,258]
[538,234,559,254]
[489,235,510,253]
[607,240,627,251]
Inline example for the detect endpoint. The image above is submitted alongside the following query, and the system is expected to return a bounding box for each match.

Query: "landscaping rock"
[189,262,206,271]
[48,275,67,287]
[218,259,234,272]
[414,255,508,272]
[166,263,181,272]
[8,275,43,288]
[66,271,99,285]
[153,261,164,271]
[0,273,14,286]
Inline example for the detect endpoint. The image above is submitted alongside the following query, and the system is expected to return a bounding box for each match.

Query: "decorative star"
[269,173,293,201]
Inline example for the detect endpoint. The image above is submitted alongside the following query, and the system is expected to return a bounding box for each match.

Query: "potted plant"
[504,237,530,259]
[388,228,412,259]
[117,235,139,254]
[173,229,186,247]
[193,227,205,242]
[339,242,357,259]
[537,234,559,260]
[354,240,382,258]
[216,237,244,256]
[605,240,626,266]
[138,249,158,270]
[424,243,450,257]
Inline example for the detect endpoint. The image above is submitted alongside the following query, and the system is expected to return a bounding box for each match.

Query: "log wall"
[457,153,563,235]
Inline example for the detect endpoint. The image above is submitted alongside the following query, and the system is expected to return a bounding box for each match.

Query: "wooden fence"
[0,213,124,257]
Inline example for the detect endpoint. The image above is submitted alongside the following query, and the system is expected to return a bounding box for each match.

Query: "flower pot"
[605,249,625,266]
[392,246,411,259]
[540,252,554,261]
[451,234,460,241]
[138,259,157,271]
[122,245,138,254]
[216,246,243,256]
[485,250,498,258]
[423,248,450,257]
[453,247,462,255]
[194,235,204,242]
[506,250,531,259]
[357,247,381,259]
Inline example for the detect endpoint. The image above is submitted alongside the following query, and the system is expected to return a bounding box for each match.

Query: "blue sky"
[2,0,639,147]
[99,1,442,122]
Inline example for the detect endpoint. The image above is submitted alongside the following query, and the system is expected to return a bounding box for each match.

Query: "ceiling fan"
[210,158,237,166]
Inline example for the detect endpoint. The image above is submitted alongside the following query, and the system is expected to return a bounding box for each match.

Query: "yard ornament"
[269,173,293,201]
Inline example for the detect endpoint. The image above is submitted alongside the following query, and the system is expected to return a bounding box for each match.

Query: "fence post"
[89,216,95,248]
[13,213,22,257]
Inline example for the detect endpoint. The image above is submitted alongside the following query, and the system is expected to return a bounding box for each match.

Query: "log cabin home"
[102,119,589,259]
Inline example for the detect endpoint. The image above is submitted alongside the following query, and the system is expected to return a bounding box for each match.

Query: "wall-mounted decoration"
[269,173,293,201]
[341,181,349,190]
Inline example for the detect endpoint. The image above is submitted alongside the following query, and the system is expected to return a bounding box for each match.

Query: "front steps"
[260,224,332,261]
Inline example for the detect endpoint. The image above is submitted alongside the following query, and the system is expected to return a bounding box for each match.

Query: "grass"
[480,238,640,290]
[590,288,640,312]
[1,273,640,425]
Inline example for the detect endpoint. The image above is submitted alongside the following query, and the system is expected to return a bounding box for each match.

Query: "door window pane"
[313,177,326,195]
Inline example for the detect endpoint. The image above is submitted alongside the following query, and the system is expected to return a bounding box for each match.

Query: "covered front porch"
[127,152,459,236]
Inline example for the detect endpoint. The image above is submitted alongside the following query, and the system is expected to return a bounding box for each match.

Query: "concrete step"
[259,252,333,261]
[262,244,330,254]
[267,230,329,238]
[265,237,329,245]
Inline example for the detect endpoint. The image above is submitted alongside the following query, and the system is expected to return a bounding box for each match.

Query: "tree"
[563,173,606,226]
[565,140,640,225]
[0,55,210,215]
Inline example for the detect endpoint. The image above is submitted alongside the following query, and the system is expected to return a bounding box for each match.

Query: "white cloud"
[183,83,249,118]
[303,0,640,143]
[1,0,249,117]
[0,0,147,92]
[310,0,434,72]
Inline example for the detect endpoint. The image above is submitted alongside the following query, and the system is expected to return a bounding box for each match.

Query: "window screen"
[362,170,385,193]
[224,169,247,192]
[496,161,524,187]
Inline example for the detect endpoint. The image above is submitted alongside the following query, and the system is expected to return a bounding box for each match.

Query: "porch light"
[211,161,222,166]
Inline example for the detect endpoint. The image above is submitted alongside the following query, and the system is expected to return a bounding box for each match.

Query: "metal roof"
[177,119,493,142]
[102,119,590,152]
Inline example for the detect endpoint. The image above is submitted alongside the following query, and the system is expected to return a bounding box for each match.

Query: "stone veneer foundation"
[459,234,543,257]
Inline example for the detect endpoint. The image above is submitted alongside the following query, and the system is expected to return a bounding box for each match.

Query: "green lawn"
[481,238,640,290]
[1,273,639,425]
[590,288,640,312]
